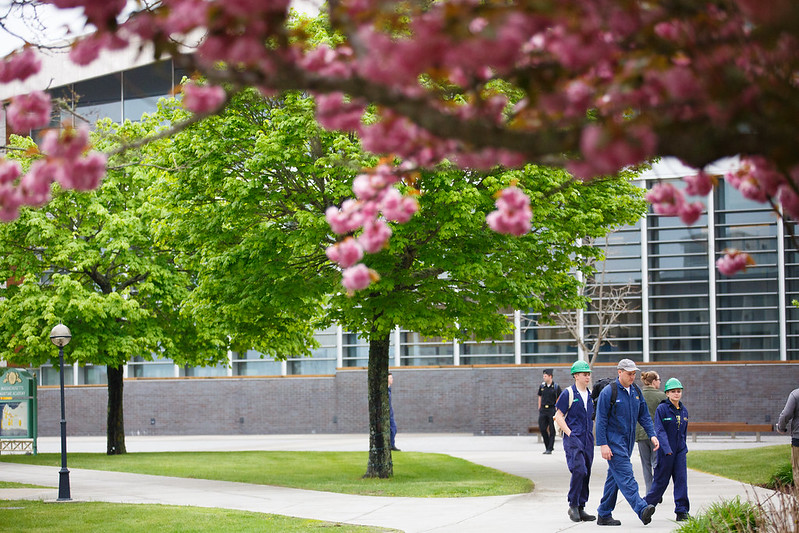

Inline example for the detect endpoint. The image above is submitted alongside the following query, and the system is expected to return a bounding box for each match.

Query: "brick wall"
[34,362,799,437]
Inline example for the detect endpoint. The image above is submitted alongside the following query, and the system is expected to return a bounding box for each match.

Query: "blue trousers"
[597,450,648,518]
[564,435,593,507]
[645,451,689,514]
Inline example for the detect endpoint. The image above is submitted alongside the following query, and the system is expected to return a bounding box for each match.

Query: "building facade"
[2,46,798,437]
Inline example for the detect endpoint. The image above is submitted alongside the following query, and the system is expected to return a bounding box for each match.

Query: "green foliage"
[146,88,646,349]
[0,450,532,498]
[674,497,760,533]
[766,462,794,489]
[0,500,391,532]
[0,118,227,370]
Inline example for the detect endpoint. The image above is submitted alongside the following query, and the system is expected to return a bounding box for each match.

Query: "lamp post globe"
[50,324,72,348]
[50,323,72,501]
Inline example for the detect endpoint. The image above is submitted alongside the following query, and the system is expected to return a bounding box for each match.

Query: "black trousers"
[539,411,556,451]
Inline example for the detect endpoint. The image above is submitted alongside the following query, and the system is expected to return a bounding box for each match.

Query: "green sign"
[0,368,37,448]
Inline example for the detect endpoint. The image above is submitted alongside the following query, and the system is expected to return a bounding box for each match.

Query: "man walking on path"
[538,369,562,454]
[777,386,799,486]
[595,359,659,526]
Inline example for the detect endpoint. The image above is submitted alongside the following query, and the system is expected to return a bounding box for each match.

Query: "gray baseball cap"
[617,358,640,371]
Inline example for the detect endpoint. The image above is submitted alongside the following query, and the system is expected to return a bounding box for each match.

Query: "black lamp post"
[50,324,72,501]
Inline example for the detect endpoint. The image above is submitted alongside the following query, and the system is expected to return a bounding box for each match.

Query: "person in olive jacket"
[645,378,690,522]
[636,371,667,493]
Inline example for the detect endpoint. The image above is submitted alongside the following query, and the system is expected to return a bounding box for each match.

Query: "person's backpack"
[590,378,641,420]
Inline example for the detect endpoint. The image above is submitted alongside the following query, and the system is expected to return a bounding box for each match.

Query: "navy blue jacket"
[555,385,595,443]
[654,399,688,456]
[596,378,656,455]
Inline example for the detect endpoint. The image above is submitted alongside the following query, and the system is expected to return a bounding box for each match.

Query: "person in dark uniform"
[645,378,690,522]
[538,368,562,454]
[389,372,399,451]
[555,360,596,522]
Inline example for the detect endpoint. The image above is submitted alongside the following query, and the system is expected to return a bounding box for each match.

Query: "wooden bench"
[528,426,543,443]
[688,422,774,442]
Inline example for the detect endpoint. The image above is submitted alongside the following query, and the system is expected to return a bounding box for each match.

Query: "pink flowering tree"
[143,89,645,477]
[2,0,799,280]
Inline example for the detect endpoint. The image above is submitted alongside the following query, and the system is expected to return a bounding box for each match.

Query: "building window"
[73,73,122,126]
[128,354,175,378]
[123,61,173,121]
[231,349,282,376]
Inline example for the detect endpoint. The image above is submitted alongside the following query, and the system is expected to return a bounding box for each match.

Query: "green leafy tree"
[0,121,227,454]
[145,89,646,477]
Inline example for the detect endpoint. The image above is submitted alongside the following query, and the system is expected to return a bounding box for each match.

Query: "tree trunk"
[106,364,127,455]
[363,333,393,478]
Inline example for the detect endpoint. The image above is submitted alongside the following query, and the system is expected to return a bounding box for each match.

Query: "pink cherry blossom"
[677,200,704,225]
[683,171,714,197]
[41,126,90,160]
[646,182,684,217]
[486,186,532,236]
[716,249,754,276]
[163,0,209,34]
[778,184,799,220]
[357,219,392,254]
[315,92,365,133]
[380,188,419,223]
[6,91,52,133]
[0,160,22,185]
[69,33,129,66]
[0,184,22,222]
[182,83,227,114]
[47,0,127,30]
[725,156,785,203]
[68,152,107,190]
[325,237,364,268]
[0,48,42,83]
[342,263,379,293]
[19,161,54,206]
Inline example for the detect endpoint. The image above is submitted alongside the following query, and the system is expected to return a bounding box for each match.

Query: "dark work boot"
[676,513,691,521]
[597,515,621,526]
[568,507,581,522]
[641,504,656,525]
[578,507,596,521]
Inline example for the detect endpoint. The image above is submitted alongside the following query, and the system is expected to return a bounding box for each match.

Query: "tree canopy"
[142,88,646,476]
[0,119,227,453]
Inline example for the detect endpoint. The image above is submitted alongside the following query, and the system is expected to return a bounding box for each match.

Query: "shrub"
[765,462,794,489]
[674,497,760,533]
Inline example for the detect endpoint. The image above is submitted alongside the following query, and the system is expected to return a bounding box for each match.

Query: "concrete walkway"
[0,433,787,532]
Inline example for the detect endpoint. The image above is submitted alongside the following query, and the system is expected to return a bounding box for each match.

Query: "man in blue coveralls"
[595,359,659,526]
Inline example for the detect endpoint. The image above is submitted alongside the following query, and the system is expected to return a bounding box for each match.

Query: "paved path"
[0,433,787,532]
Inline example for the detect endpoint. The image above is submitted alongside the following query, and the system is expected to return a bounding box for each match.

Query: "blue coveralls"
[595,378,656,520]
[555,385,595,509]
[645,400,689,514]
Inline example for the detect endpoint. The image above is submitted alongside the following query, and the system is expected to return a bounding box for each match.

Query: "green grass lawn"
[687,444,792,485]
[0,481,50,489]
[0,450,532,497]
[0,500,398,532]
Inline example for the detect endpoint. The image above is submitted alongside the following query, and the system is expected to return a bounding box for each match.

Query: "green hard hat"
[664,378,683,391]
[570,360,591,374]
